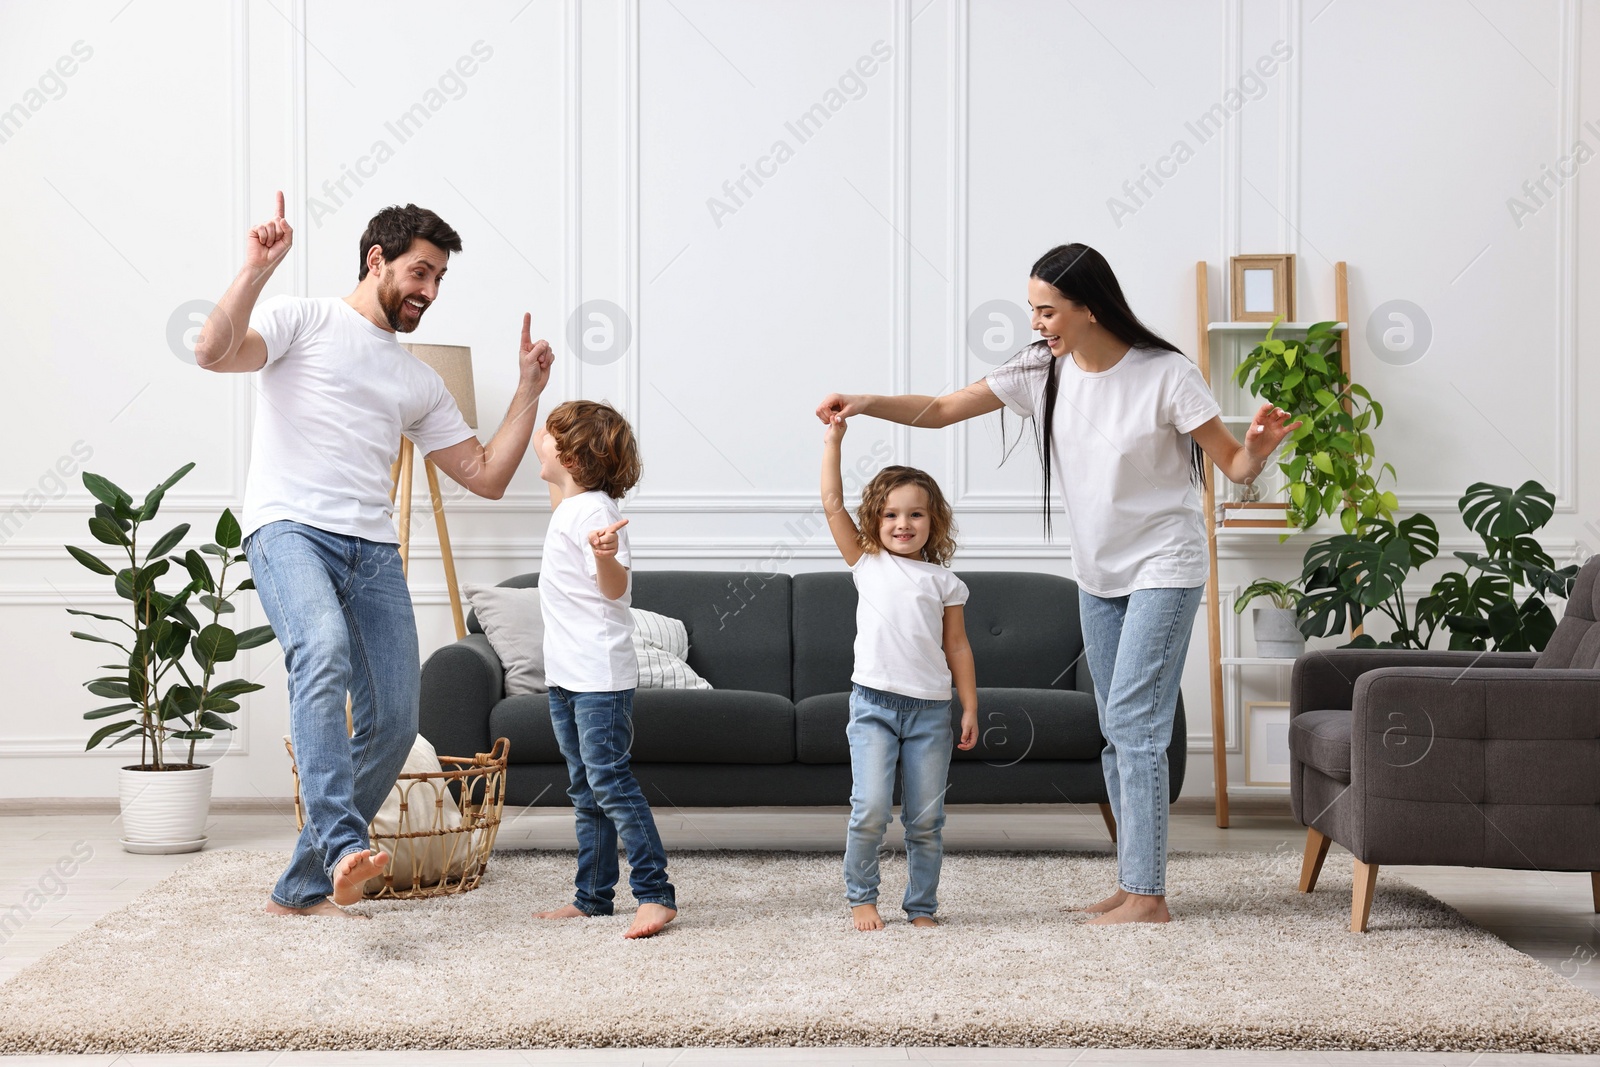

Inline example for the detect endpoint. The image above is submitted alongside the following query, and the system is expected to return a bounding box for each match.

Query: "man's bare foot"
[330,848,388,906]
[1085,892,1170,925]
[624,903,676,939]
[851,903,885,932]
[533,904,588,920]
[262,898,367,919]
[910,916,939,928]
[1068,888,1129,914]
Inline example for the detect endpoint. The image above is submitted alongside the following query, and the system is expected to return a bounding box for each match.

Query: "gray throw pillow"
[463,583,547,696]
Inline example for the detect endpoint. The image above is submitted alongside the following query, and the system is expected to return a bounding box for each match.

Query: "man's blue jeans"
[244,520,419,909]
[1079,584,1203,897]
[842,683,954,920]
[547,685,675,915]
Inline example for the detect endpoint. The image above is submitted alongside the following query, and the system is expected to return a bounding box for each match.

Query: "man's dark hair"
[357,204,462,280]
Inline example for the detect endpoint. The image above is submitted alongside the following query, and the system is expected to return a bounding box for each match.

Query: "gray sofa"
[1289,555,1600,932]
[420,569,1186,813]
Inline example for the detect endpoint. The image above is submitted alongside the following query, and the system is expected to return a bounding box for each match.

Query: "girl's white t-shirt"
[849,549,969,701]
[540,491,638,692]
[243,296,475,543]
[986,344,1220,597]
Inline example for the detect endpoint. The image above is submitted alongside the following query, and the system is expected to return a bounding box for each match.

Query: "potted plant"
[64,463,275,853]
[1233,579,1308,658]
[1233,319,1398,533]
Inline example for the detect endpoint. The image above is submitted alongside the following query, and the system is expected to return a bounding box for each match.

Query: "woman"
[815,243,1297,925]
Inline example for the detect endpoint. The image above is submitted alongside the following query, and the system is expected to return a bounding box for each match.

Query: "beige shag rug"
[1,848,1597,1055]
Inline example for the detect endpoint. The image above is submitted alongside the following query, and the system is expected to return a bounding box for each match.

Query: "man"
[195,193,553,916]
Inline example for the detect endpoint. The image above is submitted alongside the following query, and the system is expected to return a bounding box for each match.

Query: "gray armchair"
[1288,556,1600,931]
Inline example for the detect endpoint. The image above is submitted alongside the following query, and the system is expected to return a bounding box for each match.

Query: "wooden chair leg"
[1351,859,1379,933]
[1097,802,1117,843]
[1298,827,1331,893]
[1591,872,1598,913]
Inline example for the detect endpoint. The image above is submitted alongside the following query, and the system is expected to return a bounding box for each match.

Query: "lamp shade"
[402,343,477,429]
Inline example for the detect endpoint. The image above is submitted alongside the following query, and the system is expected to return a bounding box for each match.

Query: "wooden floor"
[1,804,1597,1065]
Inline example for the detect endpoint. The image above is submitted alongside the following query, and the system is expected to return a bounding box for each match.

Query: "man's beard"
[377,269,426,332]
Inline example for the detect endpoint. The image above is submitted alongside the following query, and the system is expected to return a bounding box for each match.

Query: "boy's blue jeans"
[243,520,419,910]
[547,685,676,915]
[842,683,954,920]
[1078,584,1203,897]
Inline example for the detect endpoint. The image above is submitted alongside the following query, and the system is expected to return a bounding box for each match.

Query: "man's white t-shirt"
[986,343,1220,598]
[850,549,970,701]
[541,490,638,692]
[243,296,475,544]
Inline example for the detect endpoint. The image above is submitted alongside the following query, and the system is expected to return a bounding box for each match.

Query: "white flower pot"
[1254,606,1306,659]
[119,764,213,853]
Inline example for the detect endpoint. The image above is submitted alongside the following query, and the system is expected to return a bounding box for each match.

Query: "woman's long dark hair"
[1004,243,1207,539]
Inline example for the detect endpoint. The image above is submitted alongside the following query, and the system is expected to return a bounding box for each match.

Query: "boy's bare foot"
[533,904,588,920]
[910,916,939,928]
[1069,888,1129,914]
[624,903,676,939]
[330,848,388,906]
[851,903,885,931]
[1085,892,1170,925]
[263,898,367,919]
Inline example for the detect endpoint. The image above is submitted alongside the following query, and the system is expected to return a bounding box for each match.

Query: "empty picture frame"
[1244,701,1293,787]
[1230,254,1295,322]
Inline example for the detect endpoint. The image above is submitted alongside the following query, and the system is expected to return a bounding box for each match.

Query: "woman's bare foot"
[910,916,939,928]
[1085,892,1170,925]
[533,904,587,920]
[330,848,389,906]
[851,903,885,931]
[262,898,367,919]
[624,903,676,939]
[1069,888,1129,914]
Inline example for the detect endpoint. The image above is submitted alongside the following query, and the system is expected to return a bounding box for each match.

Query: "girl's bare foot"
[533,904,587,920]
[330,848,388,906]
[624,903,676,939]
[851,903,884,931]
[263,898,367,919]
[1085,892,1170,925]
[910,916,939,928]
[1070,888,1129,914]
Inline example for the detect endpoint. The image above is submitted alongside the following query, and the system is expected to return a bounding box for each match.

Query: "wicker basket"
[285,736,509,900]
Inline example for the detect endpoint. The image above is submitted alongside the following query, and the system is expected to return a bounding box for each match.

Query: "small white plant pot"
[1254,606,1306,659]
[119,764,213,853]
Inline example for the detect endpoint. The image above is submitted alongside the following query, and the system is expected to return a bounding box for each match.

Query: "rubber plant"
[65,463,275,768]
[1233,318,1397,533]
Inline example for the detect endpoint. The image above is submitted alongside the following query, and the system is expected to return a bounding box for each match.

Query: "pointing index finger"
[521,312,532,350]
[275,190,285,220]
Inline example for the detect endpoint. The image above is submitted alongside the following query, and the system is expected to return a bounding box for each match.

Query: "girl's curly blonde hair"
[855,466,958,567]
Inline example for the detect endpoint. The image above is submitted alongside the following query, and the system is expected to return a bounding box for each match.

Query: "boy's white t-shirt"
[986,343,1220,597]
[850,549,969,702]
[541,490,638,692]
[243,296,475,543]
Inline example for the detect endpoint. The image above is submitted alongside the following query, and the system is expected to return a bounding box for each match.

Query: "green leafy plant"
[1233,579,1305,614]
[64,464,275,769]
[1233,319,1397,533]
[1296,513,1441,649]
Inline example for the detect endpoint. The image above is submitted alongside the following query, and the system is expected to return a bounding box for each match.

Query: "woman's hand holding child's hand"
[957,709,978,751]
[588,519,629,559]
[822,412,848,445]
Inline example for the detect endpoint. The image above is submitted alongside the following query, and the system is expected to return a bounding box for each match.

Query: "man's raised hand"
[520,313,554,392]
[247,191,293,275]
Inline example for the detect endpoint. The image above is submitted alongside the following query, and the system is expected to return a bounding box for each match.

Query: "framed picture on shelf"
[1230,254,1295,322]
[1244,701,1292,787]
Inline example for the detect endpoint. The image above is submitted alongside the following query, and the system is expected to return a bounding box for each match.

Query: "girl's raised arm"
[820,414,864,567]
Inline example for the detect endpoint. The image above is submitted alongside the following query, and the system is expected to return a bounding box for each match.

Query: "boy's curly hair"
[855,466,958,567]
[545,400,642,499]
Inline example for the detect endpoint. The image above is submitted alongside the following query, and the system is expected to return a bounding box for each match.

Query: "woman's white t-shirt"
[986,344,1220,597]
[850,549,969,701]
[243,296,475,543]
[541,490,638,692]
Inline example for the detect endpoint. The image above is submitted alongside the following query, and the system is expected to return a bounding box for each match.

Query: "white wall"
[1,0,1595,802]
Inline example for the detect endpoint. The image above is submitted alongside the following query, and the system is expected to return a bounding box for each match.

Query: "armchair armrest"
[1290,648,1539,717]
[419,633,503,760]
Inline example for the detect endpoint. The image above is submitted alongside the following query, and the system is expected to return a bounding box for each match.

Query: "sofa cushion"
[1289,708,1352,783]
[794,687,1103,765]
[489,689,796,765]
[1536,556,1600,669]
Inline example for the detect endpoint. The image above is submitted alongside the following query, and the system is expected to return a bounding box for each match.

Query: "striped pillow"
[630,608,713,690]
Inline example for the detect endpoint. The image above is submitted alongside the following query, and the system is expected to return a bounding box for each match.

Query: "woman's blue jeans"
[244,520,420,910]
[547,685,676,915]
[1078,584,1203,897]
[842,683,955,920]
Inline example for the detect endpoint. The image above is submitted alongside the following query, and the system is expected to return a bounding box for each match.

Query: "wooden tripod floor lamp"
[390,343,477,640]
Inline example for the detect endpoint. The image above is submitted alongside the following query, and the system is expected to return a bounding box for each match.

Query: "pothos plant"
[1233,318,1397,533]
[65,463,275,769]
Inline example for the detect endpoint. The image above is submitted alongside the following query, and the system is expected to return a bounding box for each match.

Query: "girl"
[821,413,978,932]
[816,244,1297,925]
